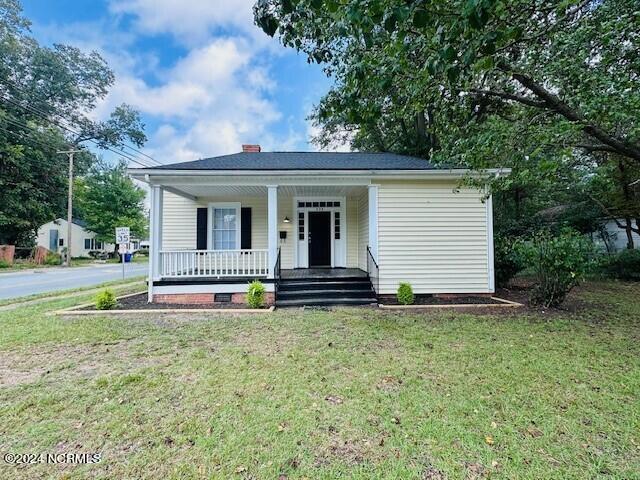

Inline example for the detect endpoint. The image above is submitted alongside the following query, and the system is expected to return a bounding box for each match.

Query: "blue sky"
[21,0,335,165]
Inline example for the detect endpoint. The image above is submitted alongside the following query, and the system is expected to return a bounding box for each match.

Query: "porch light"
[283,216,291,223]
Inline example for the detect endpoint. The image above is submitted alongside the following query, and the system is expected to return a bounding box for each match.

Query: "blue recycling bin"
[124,253,132,263]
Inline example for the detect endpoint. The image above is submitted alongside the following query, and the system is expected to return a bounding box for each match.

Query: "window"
[210,204,240,250]
[298,212,305,240]
[95,241,103,250]
[84,239,91,250]
[59,239,64,247]
[334,211,341,239]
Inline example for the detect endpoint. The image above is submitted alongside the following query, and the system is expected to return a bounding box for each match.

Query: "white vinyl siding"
[378,180,490,294]
[357,190,369,271]
[161,192,198,250]
[162,192,269,251]
[346,197,358,268]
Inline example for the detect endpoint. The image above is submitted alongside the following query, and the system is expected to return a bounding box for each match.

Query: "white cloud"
[33,1,321,167]
[108,0,262,46]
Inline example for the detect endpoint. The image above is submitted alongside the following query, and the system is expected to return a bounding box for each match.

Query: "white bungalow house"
[129,145,509,306]
[36,218,115,258]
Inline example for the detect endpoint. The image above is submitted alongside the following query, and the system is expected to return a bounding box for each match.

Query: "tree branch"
[510,72,640,163]
[470,89,547,108]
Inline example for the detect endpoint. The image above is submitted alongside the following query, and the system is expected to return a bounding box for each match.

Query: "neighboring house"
[129,145,509,306]
[36,218,115,258]
[592,219,640,252]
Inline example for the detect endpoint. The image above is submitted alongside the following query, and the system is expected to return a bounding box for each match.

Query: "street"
[0,262,148,300]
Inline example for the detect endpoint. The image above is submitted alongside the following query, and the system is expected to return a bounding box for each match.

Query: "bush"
[247,280,266,308]
[494,235,524,287]
[599,249,640,280]
[44,252,61,265]
[0,259,10,268]
[95,289,117,310]
[397,282,414,305]
[517,230,594,307]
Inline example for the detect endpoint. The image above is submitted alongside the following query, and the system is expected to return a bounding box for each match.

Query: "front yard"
[0,281,638,479]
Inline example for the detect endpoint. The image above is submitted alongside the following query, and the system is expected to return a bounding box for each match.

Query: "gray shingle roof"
[148,151,440,171]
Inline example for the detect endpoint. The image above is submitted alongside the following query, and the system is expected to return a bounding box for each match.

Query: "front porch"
[145,178,380,304]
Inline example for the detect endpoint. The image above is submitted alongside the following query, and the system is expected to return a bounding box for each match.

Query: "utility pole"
[57,150,82,267]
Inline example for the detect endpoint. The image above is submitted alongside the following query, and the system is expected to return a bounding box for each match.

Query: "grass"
[0,276,146,308]
[0,255,148,272]
[0,281,638,479]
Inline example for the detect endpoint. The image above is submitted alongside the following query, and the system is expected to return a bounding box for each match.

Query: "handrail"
[366,246,379,299]
[274,247,281,303]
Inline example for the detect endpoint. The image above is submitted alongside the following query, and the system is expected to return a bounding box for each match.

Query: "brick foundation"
[153,292,275,306]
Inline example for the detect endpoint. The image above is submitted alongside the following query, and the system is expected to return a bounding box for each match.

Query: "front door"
[308,211,331,267]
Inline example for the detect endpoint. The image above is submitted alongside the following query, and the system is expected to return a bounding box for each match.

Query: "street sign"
[115,227,130,244]
[116,227,131,279]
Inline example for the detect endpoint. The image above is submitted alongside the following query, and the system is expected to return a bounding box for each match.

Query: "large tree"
[74,162,147,249]
[0,0,146,245]
[254,0,640,237]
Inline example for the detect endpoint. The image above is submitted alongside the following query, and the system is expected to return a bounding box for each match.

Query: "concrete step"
[276,297,378,307]
[277,289,375,300]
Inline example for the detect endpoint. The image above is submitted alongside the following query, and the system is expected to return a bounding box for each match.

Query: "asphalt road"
[0,262,148,300]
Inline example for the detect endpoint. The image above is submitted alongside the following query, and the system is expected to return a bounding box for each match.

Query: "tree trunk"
[623,218,635,249]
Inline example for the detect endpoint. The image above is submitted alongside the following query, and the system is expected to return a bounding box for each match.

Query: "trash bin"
[124,253,132,263]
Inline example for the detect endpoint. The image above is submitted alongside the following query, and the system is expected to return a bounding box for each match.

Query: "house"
[129,145,509,306]
[36,218,114,258]
[592,219,640,252]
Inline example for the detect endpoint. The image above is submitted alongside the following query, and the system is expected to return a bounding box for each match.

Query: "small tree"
[397,282,414,305]
[518,230,594,307]
[95,289,117,310]
[75,161,147,251]
[247,280,266,308]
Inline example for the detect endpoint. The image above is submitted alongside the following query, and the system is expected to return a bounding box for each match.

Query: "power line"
[0,114,154,168]
[0,75,162,166]
[0,93,157,167]
[0,83,161,167]
[0,100,156,168]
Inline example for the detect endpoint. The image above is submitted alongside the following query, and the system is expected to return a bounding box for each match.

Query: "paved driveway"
[0,262,148,300]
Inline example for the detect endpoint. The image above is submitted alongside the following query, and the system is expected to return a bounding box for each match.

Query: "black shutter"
[241,207,252,249]
[196,208,207,249]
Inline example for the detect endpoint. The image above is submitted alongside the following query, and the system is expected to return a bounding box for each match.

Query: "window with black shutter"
[196,208,208,249]
[241,207,252,249]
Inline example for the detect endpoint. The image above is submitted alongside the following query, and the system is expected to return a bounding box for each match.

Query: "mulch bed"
[80,293,264,310]
[381,295,504,306]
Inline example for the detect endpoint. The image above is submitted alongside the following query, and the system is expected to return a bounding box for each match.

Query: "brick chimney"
[242,144,261,153]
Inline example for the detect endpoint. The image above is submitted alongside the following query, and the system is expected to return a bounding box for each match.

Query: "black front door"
[308,211,331,267]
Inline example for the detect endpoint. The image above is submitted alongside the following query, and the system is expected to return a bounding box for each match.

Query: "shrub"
[44,252,61,265]
[247,280,266,308]
[397,282,414,305]
[494,234,524,287]
[599,249,640,280]
[0,259,10,268]
[517,230,594,307]
[95,289,117,310]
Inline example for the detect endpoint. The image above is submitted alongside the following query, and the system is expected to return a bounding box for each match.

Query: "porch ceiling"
[161,184,368,199]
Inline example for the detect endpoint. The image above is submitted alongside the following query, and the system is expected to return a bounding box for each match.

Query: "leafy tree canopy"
[254,0,640,239]
[0,0,146,245]
[75,161,147,245]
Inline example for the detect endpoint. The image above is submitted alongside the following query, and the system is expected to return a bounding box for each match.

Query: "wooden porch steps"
[276,276,377,307]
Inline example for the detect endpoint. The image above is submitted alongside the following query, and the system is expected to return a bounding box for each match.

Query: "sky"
[21,0,335,166]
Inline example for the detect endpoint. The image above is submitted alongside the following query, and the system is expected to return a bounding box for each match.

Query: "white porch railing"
[159,249,269,278]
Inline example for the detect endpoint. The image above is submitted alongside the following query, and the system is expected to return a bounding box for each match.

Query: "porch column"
[148,185,163,302]
[267,185,278,278]
[368,184,379,263]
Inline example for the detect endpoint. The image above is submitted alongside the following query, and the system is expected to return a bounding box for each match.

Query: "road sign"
[115,227,130,244]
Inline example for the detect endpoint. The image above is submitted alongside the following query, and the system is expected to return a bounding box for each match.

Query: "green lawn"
[0,281,638,479]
